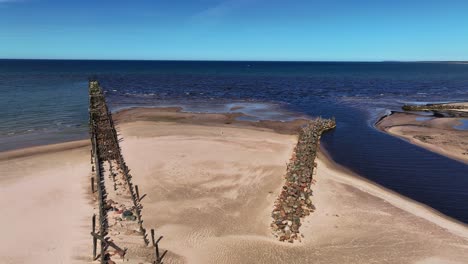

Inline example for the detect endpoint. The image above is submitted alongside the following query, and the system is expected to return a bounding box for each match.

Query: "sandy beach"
[1,108,468,263]
[0,141,92,264]
[117,108,468,263]
[376,109,468,164]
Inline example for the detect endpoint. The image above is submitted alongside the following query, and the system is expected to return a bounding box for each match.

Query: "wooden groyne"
[271,117,336,243]
[89,80,167,263]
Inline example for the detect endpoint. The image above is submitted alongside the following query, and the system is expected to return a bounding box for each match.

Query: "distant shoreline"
[375,102,468,164]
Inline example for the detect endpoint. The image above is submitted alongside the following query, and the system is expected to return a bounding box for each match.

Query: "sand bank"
[114,108,468,264]
[0,141,92,264]
[113,106,310,134]
[376,112,468,164]
[2,107,468,264]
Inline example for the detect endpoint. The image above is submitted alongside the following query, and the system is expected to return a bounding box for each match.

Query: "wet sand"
[376,112,468,164]
[1,108,468,263]
[113,107,310,135]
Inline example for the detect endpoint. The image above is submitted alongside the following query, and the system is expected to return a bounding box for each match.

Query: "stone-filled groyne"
[402,103,465,111]
[271,118,336,243]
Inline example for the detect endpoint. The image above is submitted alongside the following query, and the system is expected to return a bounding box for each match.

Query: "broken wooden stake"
[90,232,127,258]
[151,229,156,246]
[160,250,168,262]
[150,229,166,264]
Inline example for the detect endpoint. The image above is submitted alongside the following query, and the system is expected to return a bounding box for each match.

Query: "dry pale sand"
[116,117,468,264]
[2,108,468,264]
[376,112,468,164]
[0,141,93,264]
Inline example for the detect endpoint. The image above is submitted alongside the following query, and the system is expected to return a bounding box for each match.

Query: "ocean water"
[1,59,468,223]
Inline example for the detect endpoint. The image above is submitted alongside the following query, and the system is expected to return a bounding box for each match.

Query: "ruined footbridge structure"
[89,80,167,264]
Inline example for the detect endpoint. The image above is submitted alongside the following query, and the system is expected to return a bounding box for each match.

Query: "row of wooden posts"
[89,80,167,263]
[91,120,114,264]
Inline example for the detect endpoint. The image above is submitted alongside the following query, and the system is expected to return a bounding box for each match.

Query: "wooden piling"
[92,214,97,259]
[150,229,167,264]
[155,242,160,262]
[88,80,161,263]
[135,185,140,201]
[151,229,155,246]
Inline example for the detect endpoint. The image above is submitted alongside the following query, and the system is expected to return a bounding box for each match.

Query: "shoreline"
[375,109,468,164]
[0,139,89,161]
[115,112,468,262]
[2,107,468,263]
[4,134,468,234]
[0,103,308,155]
[319,147,468,238]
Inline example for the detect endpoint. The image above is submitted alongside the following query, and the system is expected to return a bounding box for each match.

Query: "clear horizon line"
[1,58,467,63]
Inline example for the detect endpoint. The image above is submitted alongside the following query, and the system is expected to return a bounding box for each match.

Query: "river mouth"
[1,60,468,225]
[110,99,468,225]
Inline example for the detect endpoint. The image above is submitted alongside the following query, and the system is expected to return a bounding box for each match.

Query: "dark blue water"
[1,59,467,223]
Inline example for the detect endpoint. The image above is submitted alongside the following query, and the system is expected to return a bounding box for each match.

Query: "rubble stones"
[271,118,336,242]
[402,104,465,111]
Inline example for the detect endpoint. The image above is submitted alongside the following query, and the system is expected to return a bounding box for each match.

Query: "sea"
[1,59,467,223]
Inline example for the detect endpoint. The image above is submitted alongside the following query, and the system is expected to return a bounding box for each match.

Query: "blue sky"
[1,0,467,61]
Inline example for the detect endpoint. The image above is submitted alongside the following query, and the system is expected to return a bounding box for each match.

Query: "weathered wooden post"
[89,81,166,262]
[151,229,160,262]
[92,214,97,259]
[151,229,167,264]
[135,185,140,202]
[151,229,155,246]
[159,250,168,264]
[155,241,160,263]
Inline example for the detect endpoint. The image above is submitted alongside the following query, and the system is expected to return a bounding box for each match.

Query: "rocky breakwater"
[271,118,336,243]
[402,103,465,111]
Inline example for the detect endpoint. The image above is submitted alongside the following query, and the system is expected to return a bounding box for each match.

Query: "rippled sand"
[117,108,468,264]
[1,108,468,264]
